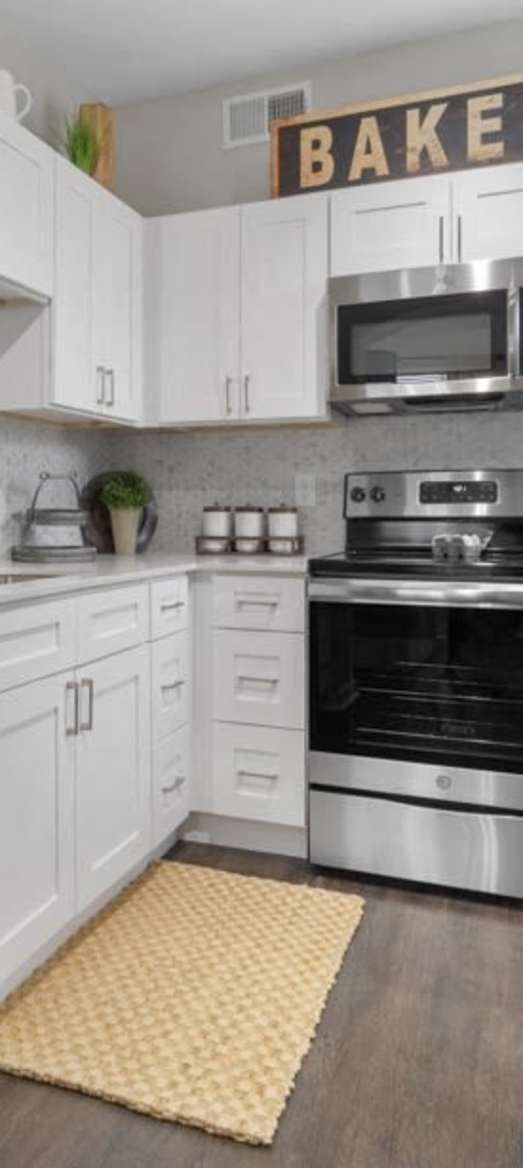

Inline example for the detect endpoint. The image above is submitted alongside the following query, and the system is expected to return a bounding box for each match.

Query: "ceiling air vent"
[222,82,311,148]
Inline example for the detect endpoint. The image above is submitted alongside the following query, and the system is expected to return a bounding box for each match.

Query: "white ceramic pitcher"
[0,70,32,121]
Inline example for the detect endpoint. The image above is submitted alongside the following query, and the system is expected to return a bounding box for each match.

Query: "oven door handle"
[308,579,523,609]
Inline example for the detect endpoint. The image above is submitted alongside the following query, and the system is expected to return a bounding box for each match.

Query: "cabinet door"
[94,192,143,422]
[53,157,98,413]
[146,207,240,423]
[0,112,53,297]
[76,647,150,911]
[152,723,191,847]
[453,163,523,262]
[330,175,451,275]
[0,672,75,991]
[241,195,328,419]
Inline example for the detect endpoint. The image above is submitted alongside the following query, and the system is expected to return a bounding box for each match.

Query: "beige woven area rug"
[0,861,364,1146]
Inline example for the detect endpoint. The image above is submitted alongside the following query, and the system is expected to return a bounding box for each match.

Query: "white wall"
[0,23,91,144]
[114,17,523,214]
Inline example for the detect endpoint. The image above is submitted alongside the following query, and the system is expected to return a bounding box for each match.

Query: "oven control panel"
[420,480,498,505]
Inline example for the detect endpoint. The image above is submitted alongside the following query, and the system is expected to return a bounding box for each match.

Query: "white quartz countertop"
[0,552,308,606]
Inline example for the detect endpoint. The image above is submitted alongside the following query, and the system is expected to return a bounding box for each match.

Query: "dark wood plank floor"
[1,842,522,1168]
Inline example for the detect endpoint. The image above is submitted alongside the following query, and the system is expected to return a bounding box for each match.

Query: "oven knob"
[350,486,366,503]
[370,486,386,503]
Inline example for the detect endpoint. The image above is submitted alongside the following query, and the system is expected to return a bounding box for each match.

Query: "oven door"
[309,588,523,894]
[329,259,523,415]
[309,590,523,808]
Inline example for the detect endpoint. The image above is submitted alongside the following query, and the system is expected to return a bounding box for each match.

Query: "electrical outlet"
[294,473,316,508]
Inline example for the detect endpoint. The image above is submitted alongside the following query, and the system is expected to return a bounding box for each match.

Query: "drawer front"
[212,575,305,632]
[213,723,305,826]
[151,575,189,640]
[152,631,190,743]
[309,790,523,898]
[76,585,149,664]
[213,629,304,728]
[0,599,76,692]
[152,724,191,846]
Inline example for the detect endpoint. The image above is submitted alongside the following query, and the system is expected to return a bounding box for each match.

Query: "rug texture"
[0,861,364,1145]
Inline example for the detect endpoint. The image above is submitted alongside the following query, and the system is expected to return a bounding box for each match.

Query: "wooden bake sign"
[271,74,523,197]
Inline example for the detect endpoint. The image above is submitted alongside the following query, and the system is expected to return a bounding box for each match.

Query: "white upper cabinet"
[146,208,240,424]
[147,196,329,425]
[53,158,96,412]
[453,163,523,263]
[53,156,142,422]
[0,112,53,297]
[94,187,143,421]
[330,174,452,276]
[240,195,328,420]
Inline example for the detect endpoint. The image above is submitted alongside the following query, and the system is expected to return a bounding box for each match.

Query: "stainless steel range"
[308,469,523,897]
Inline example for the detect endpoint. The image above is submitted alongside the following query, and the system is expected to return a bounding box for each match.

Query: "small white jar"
[268,505,299,539]
[202,504,232,539]
[234,506,265,539]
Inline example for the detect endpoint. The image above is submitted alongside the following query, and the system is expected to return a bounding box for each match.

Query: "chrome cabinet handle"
[161,678,184,692]
[225,376,233,416]
[106,368,115,407]
[79,678,94,732]
[66,681,79,736]
[457,214,463,263]
[238,674,279,685]
[161,774,185,793]
[96,365,105,405]
[243,374,251,414]
[438,216,444,264]
[161,600,184,612]
[237,597,278,608]
[237,769,279,781]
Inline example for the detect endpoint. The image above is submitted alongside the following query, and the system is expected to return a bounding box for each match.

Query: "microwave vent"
[222,83,311,148]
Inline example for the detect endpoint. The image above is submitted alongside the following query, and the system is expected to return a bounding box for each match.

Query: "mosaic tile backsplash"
[3,411,523,559]
[103,411,523,557]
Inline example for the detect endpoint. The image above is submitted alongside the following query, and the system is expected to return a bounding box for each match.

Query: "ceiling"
[2,0,522,105]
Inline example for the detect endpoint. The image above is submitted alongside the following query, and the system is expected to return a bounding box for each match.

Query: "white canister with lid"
[202,504,232,539]
[234,506,265,539]
[268,505,299,539]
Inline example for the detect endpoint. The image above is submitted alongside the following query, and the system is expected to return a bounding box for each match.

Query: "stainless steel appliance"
[330,257,523,416]
[308,469,523,897]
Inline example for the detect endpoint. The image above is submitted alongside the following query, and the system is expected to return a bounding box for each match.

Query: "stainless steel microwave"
[329,257,523,416]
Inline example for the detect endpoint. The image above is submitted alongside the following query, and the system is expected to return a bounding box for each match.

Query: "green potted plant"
[99,472,152,556]
[63,111,100,175]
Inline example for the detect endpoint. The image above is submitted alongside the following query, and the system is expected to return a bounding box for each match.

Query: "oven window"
[337,291,508,384]
[310,601,523,774]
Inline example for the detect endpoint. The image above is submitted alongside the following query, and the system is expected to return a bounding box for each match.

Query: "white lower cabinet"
[75,646,151,912]
[0,672,75,986]
[213,628,305,729]
[152,631,190,742]
[152,723,191,846]
[212,723,305,827]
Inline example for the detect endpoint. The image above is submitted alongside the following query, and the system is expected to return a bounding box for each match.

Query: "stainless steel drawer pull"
[161,775,185,793]
[161,600,185,611]
[161,679,184,692]
[96,365,105,405]
[66,681,79,736]
[237,769,279,781]
[106,368,115,407]
[238,674,279,685]
[79,678,94,732]
[237,598,278,608]
[225,376,233,416]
